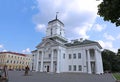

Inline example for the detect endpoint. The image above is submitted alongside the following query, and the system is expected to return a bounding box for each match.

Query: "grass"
[113,73,120,80]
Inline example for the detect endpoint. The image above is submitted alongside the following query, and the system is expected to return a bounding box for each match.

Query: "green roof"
[48,19,64,26]
[65,39,101,48]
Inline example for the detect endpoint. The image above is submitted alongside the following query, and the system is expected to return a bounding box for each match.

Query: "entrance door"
[91,62,95,74]
[47,66,49,72]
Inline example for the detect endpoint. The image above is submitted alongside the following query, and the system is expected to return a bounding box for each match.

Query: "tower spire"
[56,12,59,19]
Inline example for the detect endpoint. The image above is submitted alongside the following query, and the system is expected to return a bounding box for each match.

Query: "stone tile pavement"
[7,71,115,82]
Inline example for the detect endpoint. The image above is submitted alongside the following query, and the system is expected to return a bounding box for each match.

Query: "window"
[69,65,72,71]
[69,54,71,59]
[78,65,82,71]
[73,65,76,71]
[63,54,65,59]
[49,54,51,58]
[7,60,9,63]
[11,60,12,63]
[78,53,81,59]
[73,54,76,59]
[14,61,15,64]
[60,29,62,35]
[51,28,52,35]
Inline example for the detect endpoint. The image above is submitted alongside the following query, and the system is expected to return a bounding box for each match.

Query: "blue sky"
[0,0,120,53]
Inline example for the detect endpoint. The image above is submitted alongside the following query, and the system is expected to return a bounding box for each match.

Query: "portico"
[36,48,61,73]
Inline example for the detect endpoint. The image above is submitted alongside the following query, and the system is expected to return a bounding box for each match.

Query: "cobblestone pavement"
[7,71,115,82]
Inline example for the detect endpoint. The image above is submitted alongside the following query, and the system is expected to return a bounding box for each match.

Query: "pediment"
[36,38,59,49]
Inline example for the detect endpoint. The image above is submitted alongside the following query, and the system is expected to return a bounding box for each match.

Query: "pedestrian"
[24,66,29,76]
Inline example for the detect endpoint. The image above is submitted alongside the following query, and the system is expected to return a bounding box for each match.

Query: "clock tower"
[45,14,67,43]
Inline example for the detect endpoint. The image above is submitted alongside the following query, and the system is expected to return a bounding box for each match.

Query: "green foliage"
[102,49,120,72]
[117,49,120,55]
[98,0,120,27]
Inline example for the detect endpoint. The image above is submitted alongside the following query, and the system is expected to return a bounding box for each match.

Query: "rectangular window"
[73,54,76,59]
[63,54,65,59]
[78,65,82,71]
[78,53,81,59]
[7,60,9,63]
[73,65,76,71]
[69,54,71,59]
[49,54,51,58]
[69,65,72,71]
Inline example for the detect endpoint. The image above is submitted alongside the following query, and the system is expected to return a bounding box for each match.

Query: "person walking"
[24,66,29,76]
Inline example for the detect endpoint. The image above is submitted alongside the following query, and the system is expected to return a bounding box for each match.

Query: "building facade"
[0,52,32,70]
[32,17,103,74]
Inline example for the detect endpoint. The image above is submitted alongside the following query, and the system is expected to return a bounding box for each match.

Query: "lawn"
[113,73,120,80]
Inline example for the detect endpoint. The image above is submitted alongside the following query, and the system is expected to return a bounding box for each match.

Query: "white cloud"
[117,34,120,39]
[98,40,117,52]
[98,40,113,49]
[92,24,106,32]
[35,24,46,32]
[33,0,102,39]
[22,48,31,53]
[103,33,115,41]
[2,49,7,52]
[0,44,3,49]
[74,23,92,39]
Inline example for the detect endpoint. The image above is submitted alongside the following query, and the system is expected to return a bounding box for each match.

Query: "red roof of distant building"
[0,51,27,56]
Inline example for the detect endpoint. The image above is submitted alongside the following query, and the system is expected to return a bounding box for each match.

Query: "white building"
[32,16,103,74]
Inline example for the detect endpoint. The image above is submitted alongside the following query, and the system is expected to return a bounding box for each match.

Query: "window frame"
[78,53,81,59]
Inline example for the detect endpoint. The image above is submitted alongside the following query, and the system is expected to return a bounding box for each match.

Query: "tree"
[117,48,120,55]
[102,49,116,72]
[102,49,120,72]
[98,0,120,27]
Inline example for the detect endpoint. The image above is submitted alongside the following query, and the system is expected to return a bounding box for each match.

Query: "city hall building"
[32,16,103,74]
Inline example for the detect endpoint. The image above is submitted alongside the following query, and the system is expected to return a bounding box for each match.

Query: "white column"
[50,49,54,72]
[56,49,60,73]
[95,49,103,74]
[35,51,39,71]
[87,49,91,74]
[40,51,44,72]
[95,49,98,74]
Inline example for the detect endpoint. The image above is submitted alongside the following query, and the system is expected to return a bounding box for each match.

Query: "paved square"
[8,71,115,82]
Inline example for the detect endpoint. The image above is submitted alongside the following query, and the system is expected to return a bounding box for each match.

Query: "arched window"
[51,28,52,35]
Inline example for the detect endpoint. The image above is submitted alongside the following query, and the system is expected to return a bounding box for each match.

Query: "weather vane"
[56,12,59,19]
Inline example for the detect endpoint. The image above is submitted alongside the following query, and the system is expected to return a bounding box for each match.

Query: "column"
[35,51,39,71]
[40,51,44,72]
[95,49,98,74]
[56,49,60,73]
[32,54,34,71]
[87,49,91,74]
[50,49,54,72]
[95,49,103,74]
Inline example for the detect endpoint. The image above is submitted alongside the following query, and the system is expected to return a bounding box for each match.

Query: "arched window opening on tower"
[51,28,52,36]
